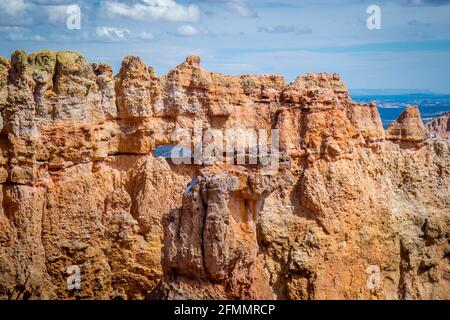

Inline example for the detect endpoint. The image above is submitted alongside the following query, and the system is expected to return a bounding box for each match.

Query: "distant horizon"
[350,89,450,95]
[1,1,450,92]
[352,92,450,128]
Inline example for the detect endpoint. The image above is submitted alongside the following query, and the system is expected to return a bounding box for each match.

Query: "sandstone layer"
[0,50,448,300]
[426,112,450,140]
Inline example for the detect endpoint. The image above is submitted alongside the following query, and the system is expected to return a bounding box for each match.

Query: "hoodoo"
[0,50,448,300]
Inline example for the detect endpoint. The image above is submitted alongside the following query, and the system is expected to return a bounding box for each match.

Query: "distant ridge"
[425,111,450,139]
[350,89,438,96]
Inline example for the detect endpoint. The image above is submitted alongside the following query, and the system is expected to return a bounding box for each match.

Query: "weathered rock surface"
[0,51,448,300]
[426,112,450,140]
[386,106,429,142]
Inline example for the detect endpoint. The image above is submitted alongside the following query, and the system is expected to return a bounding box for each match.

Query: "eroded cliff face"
[426,112,450,140]
[0,50,448,300]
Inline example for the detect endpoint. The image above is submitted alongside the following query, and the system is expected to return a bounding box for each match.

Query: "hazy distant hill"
[350,89,437,96]
[351,91,450,128]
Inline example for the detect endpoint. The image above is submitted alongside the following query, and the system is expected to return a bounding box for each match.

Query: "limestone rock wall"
[0,50,448,300]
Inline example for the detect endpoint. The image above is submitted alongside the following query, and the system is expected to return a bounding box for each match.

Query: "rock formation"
[426,112,450,140]
[0,50,448,300]
[386,106,429,142]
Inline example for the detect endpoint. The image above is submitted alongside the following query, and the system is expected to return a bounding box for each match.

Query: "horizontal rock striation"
[386,106,429,142]
[0,50,448,300]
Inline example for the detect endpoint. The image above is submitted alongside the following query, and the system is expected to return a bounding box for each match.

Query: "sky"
[1,0,450,93]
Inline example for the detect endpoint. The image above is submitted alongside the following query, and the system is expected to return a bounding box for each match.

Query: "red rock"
[426,112,450,140]
[0,51,448,301]
[386,106,429,142]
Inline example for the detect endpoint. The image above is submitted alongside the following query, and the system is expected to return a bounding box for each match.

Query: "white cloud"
[0,1,80,26]
[176,24,202,37]
[258,25,312,35]
[0,26,28,33]
[0,0,27,16]
[200,0,256,17]
[137,31,154,40]
[28,0,78,4]
[400,0,450,6]
[33,34,46,41]
[225,0,257,17]
[95,26,155,42]
[0,0,32,25]
[102,0,200,22]
[0,26,46,41]
[45,5,73,24]
[96,26,131,41]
